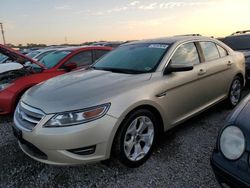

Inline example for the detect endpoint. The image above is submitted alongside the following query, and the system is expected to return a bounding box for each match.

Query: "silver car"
[26,48,57,62]
[13,36,245,167]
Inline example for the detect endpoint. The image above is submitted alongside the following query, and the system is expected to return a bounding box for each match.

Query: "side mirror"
[164,64,194,75]
[63,62,77,72]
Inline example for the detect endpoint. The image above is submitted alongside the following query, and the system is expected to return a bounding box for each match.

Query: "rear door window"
[171,42,200,66]
[200,42,220,62]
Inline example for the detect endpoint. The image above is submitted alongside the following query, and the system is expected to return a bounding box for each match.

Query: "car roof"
[124,36,213,45]
[93,41,123,44]
[36,48,58,52]
[54,45,111,52]
[222,34,250,51]
[225,34,250,39]
[222,31,250,41]
[54,46,85,51]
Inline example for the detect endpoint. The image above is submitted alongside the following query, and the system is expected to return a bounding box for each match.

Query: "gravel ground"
[0,89,249,188]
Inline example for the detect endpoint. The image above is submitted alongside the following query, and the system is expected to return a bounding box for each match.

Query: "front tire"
[227,76,243,108]
[113,109,159,168]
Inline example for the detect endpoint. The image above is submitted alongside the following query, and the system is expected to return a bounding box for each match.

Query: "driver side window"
[171,43,200,66]
[64,51,92,68]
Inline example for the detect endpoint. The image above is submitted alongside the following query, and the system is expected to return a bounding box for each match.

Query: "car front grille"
[14,102,45,131]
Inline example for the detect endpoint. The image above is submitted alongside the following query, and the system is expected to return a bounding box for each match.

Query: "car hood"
[230,94,250,151]
[0,44,45,69]
[227,94,250,124]
[234,94,250,129]
[22,69,152,114]
[0,63,23,74]
[222,94,250,151]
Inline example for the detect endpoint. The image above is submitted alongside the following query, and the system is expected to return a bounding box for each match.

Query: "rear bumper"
[211,150,250,188]
[0,89,15,115]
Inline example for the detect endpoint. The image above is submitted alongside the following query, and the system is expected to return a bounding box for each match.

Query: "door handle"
[198,68,206,76]
[227,61,233,66]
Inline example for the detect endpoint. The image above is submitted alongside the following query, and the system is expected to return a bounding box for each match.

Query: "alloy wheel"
[230,79,241,106]
[123,116,154,161]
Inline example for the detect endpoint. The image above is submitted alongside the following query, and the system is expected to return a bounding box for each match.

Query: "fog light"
[68,145,96,155]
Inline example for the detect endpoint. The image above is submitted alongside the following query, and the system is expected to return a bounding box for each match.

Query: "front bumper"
[13,113,119,165]
[211,150,250,188]
[0,89,15,115]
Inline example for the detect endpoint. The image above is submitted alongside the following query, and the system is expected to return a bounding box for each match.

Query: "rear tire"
[226,76,243,108]
[113,109,159,168]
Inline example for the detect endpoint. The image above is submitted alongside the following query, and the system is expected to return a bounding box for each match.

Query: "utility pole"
[65,36,68,44]
[0,23,6,45]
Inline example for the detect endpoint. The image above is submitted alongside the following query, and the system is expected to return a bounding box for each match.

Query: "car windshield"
[39,50,71,68]
[36,50,56,61]
[222,36,250,50]
[26,51,40,58]
[92,43,169,74]
[0,53,8,63]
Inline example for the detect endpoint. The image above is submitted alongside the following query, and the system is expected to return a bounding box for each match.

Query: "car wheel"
[227,76,243,108]
[113,109,159,168]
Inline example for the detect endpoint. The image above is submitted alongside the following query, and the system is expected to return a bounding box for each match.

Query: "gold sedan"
[13,36,245,167]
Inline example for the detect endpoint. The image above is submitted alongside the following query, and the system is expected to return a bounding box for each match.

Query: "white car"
[0,63,23,74]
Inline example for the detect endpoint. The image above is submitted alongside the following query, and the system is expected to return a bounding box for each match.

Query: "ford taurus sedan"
[13,36,245,167]
[211,93,250,188]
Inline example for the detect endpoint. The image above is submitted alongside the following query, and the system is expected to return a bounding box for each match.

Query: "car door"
[198,41,233,104]
[161,42,209,126]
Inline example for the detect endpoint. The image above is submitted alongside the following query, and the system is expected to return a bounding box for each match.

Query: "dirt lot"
[0,88,249,188]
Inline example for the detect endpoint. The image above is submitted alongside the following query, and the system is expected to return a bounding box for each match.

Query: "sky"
[1,0,250,45]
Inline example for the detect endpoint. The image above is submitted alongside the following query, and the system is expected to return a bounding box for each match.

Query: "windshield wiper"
[91,66,145,74]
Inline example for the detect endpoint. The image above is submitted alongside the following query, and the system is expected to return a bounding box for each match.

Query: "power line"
[0,23,6,45]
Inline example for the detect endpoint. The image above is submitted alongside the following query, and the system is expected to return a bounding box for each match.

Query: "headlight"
[0,83,13,91]
[220,126,245,160]
[44,103,110,127]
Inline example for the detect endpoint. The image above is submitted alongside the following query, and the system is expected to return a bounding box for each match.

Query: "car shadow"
[0,115,13,123]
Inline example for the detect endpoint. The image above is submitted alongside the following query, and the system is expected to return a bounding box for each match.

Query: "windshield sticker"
[149,44,168,49]
[61,51,71,55]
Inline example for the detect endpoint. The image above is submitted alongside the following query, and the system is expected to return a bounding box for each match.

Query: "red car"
[0,44,112,115]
